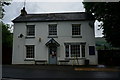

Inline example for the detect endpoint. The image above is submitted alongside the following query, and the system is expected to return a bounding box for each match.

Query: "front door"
[49,46,57,64]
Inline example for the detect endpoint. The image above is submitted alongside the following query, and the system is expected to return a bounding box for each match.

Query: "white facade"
[12,21,97,65]
[12,11,98,65]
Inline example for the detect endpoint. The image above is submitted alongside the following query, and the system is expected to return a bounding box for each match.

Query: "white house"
[12,7,98,65]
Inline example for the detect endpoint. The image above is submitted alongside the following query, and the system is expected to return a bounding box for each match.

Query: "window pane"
[65,45,69,57]
[89,46,95,55]
[71,45,80,57]
[72,24,81,35]
[26,45,34,58]
[65,44,86,58]
[26,25,35,36]
[49,24,57,35]
[81,45,85,57]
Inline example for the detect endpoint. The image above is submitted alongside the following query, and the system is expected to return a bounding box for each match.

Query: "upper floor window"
[26,25,35,37]
[72,24,81,36]
[48,24,57,36]
[26,45,35,59]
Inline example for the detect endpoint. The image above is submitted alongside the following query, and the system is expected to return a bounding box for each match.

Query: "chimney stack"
[20,7,27,16]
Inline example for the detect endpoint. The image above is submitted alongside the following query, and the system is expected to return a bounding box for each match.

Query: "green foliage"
[83,2,120,47]
[2,23,12,48]
[1,1,12,47]
[2,2,11,6]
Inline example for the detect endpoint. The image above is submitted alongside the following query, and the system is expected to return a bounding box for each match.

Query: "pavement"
[74,65,120,72]
[2,64,120,71]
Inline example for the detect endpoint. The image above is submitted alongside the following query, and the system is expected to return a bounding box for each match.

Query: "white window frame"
[48,24,57,37]
[26,25,35,37]
[72,24,81,37]
[65,43,85,58]
[25,45,35,60]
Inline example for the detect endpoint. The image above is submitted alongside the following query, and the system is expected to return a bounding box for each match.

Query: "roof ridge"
[26,12,86,15]
[12,12,94,23]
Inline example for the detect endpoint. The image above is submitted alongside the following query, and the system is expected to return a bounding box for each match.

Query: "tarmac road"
[2,65,120,80]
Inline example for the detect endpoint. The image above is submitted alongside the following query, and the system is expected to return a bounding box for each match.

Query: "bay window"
[65,43,85,58]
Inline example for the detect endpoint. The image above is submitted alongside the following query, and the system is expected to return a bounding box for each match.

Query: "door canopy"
[45,38,60,47]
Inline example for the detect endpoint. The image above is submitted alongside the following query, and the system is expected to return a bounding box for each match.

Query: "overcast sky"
[2,0,103,37]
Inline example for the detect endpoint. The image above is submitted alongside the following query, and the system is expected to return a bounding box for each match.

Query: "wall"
[12,21,97,65]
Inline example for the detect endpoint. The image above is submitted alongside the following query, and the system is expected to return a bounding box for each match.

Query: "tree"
[2,23,13,64]
[1,1,12,64]
[0,1,12,47]
[2,23,12,48]
[83,2,120,47]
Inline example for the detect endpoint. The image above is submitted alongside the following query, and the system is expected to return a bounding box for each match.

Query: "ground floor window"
[65,43,85,58]
[26,45,35,59]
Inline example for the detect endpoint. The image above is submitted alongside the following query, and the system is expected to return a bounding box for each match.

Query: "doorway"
[45,38,60,64]
[49,46,57,64]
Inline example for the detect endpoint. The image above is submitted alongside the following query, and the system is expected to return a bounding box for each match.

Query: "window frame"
[71,45,81,57]
[26,25,35,38]
[25,45,35,60]
[65,43,85,58]
[48,24,57,38]
[72,24,81,38]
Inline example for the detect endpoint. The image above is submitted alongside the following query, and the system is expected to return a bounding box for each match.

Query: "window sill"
[24,58,35,61]
[59,60,69,62]
[35,60,47,62]
[48,35,58,38]
[25,36,35,39]
[72,35,82,38]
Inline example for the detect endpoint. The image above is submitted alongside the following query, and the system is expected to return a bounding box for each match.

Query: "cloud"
[27,2,85,13]
[2,1,103,37]
[3,2,85,23]
[3,2,24,24]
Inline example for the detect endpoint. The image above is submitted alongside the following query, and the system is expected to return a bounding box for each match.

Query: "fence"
[98,50,120,66]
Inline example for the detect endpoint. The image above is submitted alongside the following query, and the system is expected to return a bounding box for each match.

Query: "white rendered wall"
[12,21,97,65]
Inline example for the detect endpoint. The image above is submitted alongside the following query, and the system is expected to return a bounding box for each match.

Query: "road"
[2,65,120,80]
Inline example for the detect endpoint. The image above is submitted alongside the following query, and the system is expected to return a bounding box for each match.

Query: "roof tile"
[12,12,94,23]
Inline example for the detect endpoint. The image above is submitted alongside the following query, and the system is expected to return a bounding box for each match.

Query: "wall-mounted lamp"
[39,38,41,42]
[18,34,24,38]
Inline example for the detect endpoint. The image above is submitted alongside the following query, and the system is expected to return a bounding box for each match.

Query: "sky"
[2,0,103,37]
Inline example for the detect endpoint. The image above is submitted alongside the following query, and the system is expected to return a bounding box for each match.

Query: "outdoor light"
[39,38,41,42]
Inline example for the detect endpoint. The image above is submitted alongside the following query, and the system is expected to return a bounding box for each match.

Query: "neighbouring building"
[12,7,98,65]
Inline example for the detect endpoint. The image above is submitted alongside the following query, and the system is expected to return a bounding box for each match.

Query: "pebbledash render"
[12,7,98,65]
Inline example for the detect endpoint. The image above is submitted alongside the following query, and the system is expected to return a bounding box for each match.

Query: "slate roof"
[12,12,95,23]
